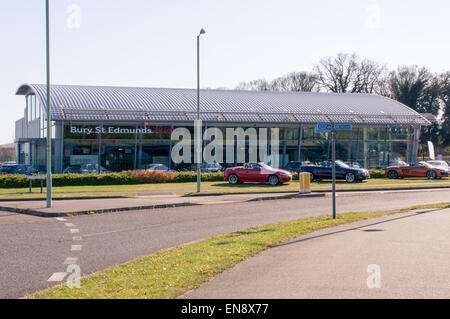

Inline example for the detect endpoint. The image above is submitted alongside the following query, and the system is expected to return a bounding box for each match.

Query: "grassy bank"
[30,202,450,299]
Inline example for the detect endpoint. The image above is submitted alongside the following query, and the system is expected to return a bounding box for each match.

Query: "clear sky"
[1,0,449,144]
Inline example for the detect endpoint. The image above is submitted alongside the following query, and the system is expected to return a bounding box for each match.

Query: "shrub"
[368,169,385,178]
[122,170,175,183]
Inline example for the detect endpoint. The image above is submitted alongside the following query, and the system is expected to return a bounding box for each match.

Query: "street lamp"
[196,28,206,193]
[45,0,52,208]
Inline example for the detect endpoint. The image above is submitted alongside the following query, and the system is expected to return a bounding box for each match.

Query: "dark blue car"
[300,160,370,183]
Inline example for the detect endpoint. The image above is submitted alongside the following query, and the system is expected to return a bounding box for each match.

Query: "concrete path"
[182,207,450,299]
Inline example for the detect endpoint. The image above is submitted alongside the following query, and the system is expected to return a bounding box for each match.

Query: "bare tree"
[314,53,386,93]
[236,79,271,91]
[237,72,318,92]
[270,72,318,92]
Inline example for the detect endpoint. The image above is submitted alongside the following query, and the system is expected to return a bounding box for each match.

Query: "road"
[0,188,449,298]
[182,207,450,298]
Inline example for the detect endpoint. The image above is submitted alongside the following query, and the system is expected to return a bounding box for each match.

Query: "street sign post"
[331,127,336,219]
[315,123,352,219]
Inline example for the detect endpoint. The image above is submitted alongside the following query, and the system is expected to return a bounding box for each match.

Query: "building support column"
[54,122,64,173]
[363,128,368,169]
[168,124,173,170]
[282,141,287,167]
[411,126,421,164]
[296,126,302,162]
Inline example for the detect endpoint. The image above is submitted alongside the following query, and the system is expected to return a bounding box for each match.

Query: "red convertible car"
[224,163,292,185]
[385,161,447,179]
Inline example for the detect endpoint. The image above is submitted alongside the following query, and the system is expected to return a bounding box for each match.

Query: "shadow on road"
[271,207,445,249]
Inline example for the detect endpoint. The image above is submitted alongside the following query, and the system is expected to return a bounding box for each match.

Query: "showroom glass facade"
[59,123,414,172]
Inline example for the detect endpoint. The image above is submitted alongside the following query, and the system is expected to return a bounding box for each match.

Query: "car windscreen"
[418,162,433,168]
[258,163,273,170]
[335,161,350,168]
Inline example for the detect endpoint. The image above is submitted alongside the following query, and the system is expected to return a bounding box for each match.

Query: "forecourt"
[0,188,448,298]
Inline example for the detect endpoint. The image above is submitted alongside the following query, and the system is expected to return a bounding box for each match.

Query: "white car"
[427,160,449,176]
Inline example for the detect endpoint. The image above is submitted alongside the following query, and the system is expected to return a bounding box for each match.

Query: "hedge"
[0,171,225,188]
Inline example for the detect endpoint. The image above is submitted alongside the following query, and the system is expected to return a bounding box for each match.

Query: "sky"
[1,0,449,144]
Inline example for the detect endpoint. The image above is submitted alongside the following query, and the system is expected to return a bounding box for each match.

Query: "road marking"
[70,229,80,234]
[72,236,82,241]
[47,272,68,282]
[65,223,75,227]
[64,257,78,264]
[71,245,82,251]
[56,217,67,222]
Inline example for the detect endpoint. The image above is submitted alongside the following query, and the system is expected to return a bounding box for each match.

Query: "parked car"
[283,161,311,172]
[145,164,176,173]
[63,164,111,174]
[224,162,292,185]
[377,161,408,170]
[427,160,450,175]
[63,165,82,174]
[299,160,370,183]
[200,162,223,173]
[1,161,17,167]
[386,161,446,179]
[0,164,38,175]
[80,164,111,174]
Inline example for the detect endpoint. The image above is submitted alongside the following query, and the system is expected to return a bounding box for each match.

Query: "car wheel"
[268,175,279,186]
[345,172,356,183]
[228,174,239,184]
[387,170,398,179]
[427,170,437,179]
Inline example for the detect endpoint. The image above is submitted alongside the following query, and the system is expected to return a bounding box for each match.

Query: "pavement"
[0,188,449,298]
[182,207,450,299]
[0,192,324,217]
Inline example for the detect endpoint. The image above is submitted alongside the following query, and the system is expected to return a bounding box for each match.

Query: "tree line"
[236,53,450,154]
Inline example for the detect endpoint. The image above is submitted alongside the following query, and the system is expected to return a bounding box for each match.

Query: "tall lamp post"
[196,28,206,193]
[45,0,52,208]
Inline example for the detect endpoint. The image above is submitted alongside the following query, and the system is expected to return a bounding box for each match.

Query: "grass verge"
[30,202,450,299]
[1,178,449,196]
[0,193,133,200]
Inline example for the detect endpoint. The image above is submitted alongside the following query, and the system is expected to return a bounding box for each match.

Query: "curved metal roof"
[16,84,430,126]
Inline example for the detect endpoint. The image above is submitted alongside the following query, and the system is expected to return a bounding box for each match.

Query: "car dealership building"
[14,84,430,173]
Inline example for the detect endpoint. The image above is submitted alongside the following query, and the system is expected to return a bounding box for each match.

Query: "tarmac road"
[0,188,449,298]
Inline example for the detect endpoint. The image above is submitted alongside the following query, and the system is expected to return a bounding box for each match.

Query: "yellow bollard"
[299,172,311,194]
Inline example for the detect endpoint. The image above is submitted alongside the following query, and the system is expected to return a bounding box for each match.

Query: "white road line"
[47,272,68,282]
[64,257,78,264]
[72,236,82,241]
[71,245,82,251]
[65,223,75,227]
[70,229,80,234]
[56,217,67,222]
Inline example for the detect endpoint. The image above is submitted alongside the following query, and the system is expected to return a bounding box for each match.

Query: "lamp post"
[45,0,52,208]
[196,28,206,193]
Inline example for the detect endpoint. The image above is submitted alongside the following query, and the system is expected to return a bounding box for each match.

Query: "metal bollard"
[299,172,311,194]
